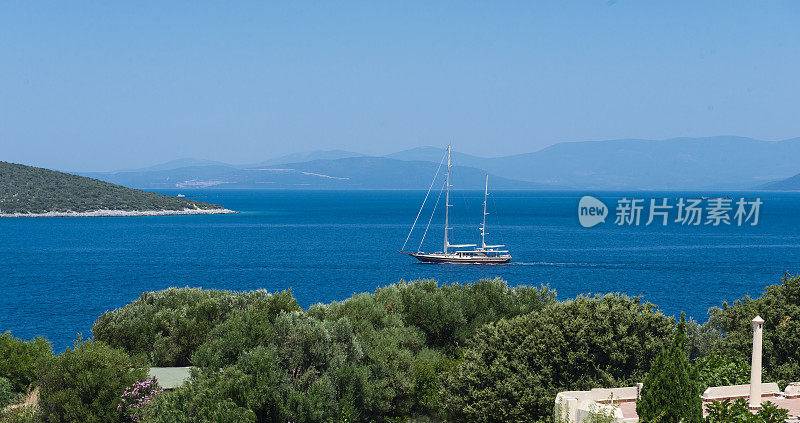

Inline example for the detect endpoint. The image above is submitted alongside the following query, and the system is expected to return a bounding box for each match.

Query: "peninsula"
[0,161,234,217]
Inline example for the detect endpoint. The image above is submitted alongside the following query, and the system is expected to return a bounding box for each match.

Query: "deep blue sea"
[2,189,800,351]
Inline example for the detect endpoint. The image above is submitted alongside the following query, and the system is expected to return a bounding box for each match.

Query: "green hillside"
[0,161,223,214]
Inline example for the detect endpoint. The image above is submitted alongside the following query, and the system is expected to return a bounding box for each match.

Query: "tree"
[190,311,370,423]
[305,278,555,421]
[706,273,800,383]
[93,288,290,366]
[0,332,53,392]
[440,294,674,422]
[37,339,147,423]
[190,291,301,369]
[636,315,702,423]
[694,354,750,392]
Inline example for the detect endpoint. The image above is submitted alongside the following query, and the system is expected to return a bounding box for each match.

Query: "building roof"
[148,366,192,389]
[702,383,781,401]
[556,383,800,423]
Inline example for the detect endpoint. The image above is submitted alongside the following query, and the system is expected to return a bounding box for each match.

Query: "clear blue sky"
[2,1,799,171]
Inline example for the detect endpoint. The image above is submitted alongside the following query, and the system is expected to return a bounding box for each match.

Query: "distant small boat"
[176,194,186,198]
[399,145,511,264]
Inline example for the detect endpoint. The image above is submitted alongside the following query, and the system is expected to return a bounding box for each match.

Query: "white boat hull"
[402,251,511,264]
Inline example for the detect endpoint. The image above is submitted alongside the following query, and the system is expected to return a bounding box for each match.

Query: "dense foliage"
[3,275,800,422]
[705,273,800,383]
[705,399,789,423]
[0,332,52,392]
[159,314,368,423]
[636,316,703,423]
[694,354,751,392]
[1,405,39,423]
[92,279,556,422]
[189,290,304,369]
[0,376,17,409]
[441,293,675,421]
[93,288,285,366]
[0,161,221,214]
[37,339,146,423]
[141,368,256,423]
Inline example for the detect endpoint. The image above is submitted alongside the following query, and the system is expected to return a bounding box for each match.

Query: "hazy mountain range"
[83,158,551,190]
[79,136,800,190]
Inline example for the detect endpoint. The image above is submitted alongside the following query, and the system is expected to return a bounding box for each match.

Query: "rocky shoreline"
[0,208,237,217]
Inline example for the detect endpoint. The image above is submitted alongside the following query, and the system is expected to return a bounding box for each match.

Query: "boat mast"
[444,145,451,254]
[481,175,488,249]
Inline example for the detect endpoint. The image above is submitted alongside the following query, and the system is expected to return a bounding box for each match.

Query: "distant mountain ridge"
[244,150,366,168]
[759,173,800,190]
[119,158,231,173]
[83,157,554,190]
[82,136,800,190]
[473,136,800,189]
[385,147,487,169]
[384,137,800,189]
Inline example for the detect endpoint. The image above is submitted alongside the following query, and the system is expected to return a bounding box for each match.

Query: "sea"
[2,189,799,351]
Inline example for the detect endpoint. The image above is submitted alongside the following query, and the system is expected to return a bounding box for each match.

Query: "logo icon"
[578,196,608,228]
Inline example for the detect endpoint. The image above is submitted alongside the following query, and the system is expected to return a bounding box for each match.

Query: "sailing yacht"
[399,145,511,264]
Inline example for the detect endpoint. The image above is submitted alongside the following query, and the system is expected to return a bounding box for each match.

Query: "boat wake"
[515,261,629,269]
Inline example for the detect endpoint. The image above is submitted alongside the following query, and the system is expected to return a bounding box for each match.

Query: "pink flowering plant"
[118,377,164,422]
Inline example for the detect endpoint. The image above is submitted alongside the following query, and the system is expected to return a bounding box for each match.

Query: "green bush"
[705,398,789,423]
[0,332,53,393]
[757,401,792,423]
[409,348,454,415]
[309,288,426,419]
[694,354,750,392]
[141,367,256,423]
[0,376,18,409]
[190,290,301,369]
[706,273,800,382]
[440,293,674,422]
[686,317,724,359]
[167,311,370,423]
[235,312,368,422]
[307,278,555,420]
[37,339,147,423]
[93,288,283,366]
[388,278,555,350]
[0,405,39,423]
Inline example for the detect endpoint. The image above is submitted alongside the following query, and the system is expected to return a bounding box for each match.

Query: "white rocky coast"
[0,208,237,217]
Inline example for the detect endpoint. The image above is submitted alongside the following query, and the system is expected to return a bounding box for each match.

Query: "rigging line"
[400,150,447,252]
[489,192,507,247]
[418,178,447,253]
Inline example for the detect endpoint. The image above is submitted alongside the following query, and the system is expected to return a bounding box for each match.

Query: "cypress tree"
[636,314,703,423]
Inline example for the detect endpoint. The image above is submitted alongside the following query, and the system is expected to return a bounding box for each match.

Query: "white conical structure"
[749,315,765,410]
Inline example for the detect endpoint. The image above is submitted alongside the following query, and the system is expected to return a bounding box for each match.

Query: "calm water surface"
[2,189,799,350]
